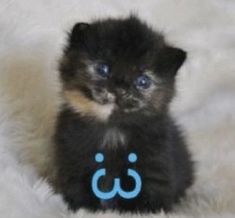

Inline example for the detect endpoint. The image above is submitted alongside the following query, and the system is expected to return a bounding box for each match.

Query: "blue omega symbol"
[91,153,142,200]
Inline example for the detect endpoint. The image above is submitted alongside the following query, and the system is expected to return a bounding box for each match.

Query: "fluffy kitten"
[54,16,193,213]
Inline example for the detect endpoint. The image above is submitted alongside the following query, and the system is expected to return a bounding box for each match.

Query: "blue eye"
[134,75,152,89]
[96,63,110,78]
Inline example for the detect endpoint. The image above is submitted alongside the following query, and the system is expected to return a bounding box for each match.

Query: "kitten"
[54,16,193,213]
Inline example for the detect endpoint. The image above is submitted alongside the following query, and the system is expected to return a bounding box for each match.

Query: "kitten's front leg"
[61,179,101,212]
[116,187,174,213]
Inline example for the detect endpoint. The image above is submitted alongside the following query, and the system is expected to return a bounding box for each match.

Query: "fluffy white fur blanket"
[0,0,235,217]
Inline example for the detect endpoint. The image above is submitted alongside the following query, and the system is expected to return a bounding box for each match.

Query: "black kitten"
[54,16,193,213]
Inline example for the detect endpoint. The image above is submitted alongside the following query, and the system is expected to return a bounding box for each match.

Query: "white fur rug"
[0,0,235,217]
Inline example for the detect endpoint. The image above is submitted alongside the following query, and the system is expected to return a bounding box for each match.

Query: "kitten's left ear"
[69,22,90,45]
[157,46,187,76]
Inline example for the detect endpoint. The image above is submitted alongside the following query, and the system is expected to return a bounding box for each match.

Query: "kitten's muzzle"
[115,89,140,111]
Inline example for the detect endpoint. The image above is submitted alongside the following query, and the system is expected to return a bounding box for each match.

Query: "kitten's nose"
[116,88,126,97]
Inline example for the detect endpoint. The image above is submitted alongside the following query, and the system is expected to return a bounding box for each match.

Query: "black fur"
[54,16,193,213]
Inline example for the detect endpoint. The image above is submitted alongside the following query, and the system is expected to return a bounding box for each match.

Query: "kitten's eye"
[96,63,110,78]
[134,75,152,90]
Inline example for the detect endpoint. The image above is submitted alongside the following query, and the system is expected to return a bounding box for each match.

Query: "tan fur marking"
[64,90,114,121]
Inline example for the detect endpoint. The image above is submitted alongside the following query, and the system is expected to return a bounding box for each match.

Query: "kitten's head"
[60,16,186,122]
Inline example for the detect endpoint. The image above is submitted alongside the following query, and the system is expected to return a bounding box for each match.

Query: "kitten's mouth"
[93,96,142,114]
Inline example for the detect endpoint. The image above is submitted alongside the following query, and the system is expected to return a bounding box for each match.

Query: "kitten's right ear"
[69,22,90,45]
[156,46,187,77]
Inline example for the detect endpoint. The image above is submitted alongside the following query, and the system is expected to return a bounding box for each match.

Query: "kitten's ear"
[157,46,187,76]
[69,22,90,45]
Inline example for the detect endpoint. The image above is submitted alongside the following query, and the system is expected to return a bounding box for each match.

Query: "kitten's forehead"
[85,17,163,61]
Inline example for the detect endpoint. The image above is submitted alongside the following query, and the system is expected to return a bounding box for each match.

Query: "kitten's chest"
[101,127,127,148]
